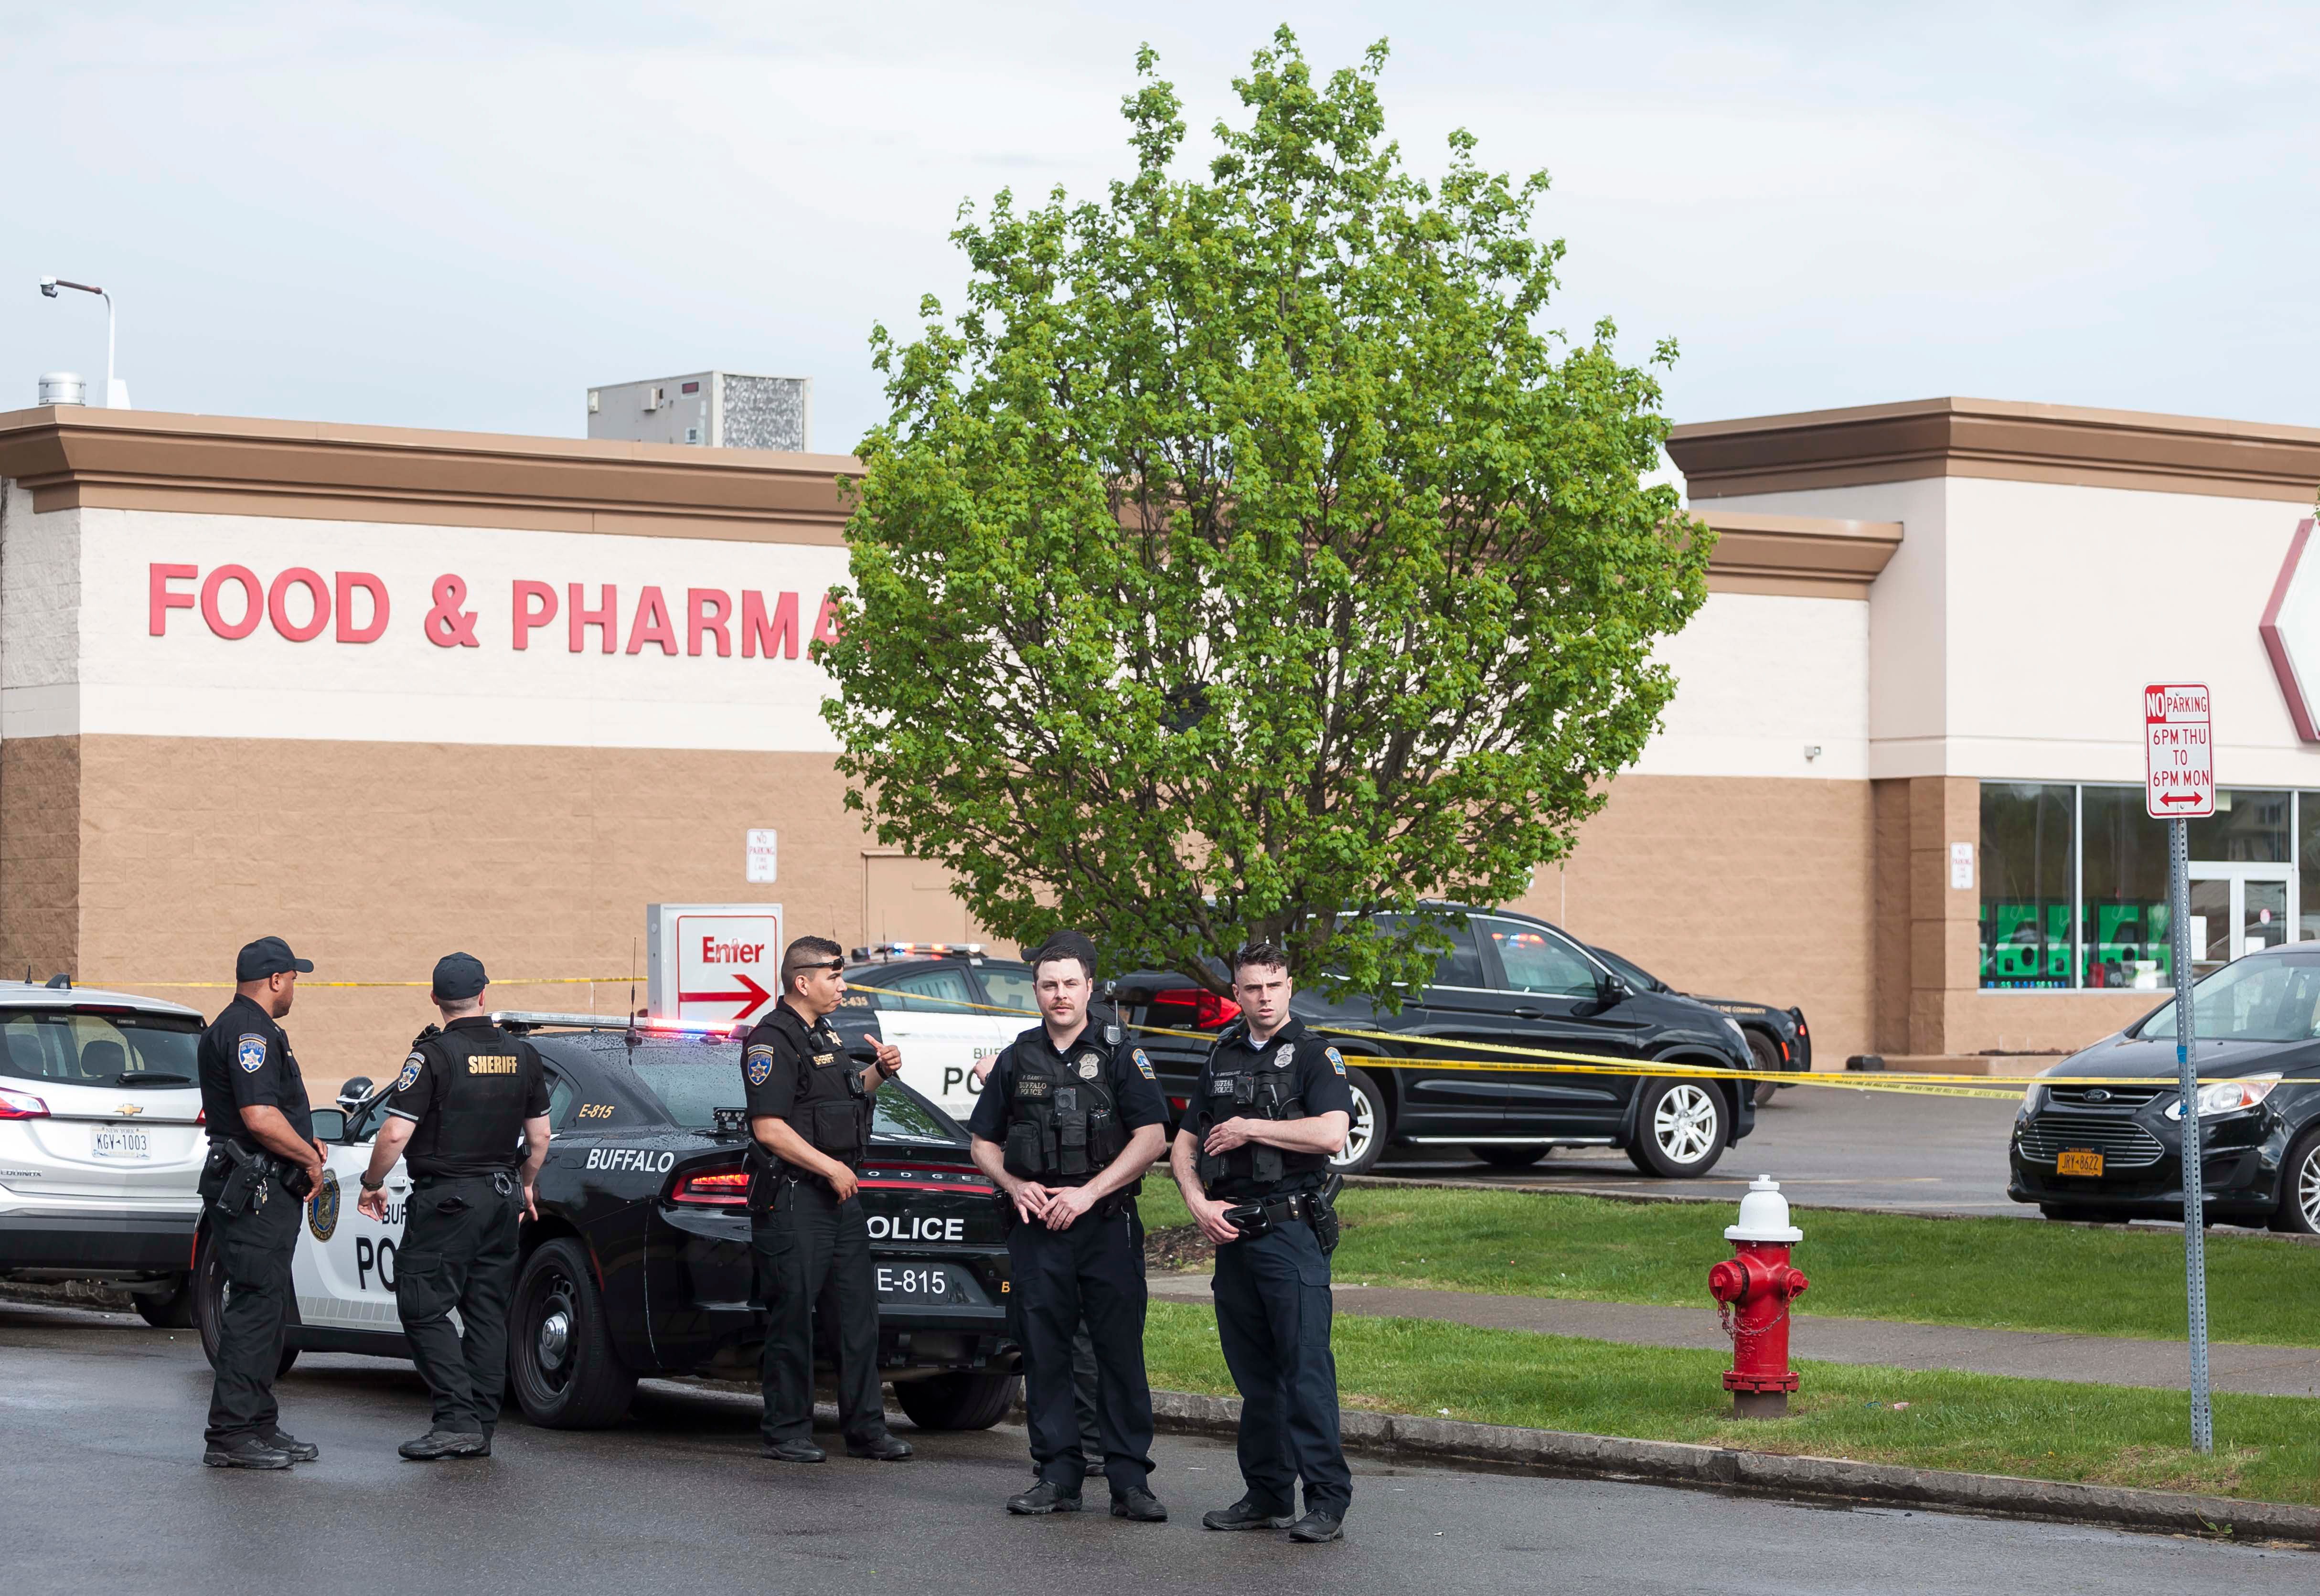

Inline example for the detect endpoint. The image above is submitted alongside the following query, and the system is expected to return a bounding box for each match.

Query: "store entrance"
[2186,867,2293,977]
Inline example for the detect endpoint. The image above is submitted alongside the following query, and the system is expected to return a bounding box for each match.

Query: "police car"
[190,1012,1019,1431]
[832,945,1046,1124]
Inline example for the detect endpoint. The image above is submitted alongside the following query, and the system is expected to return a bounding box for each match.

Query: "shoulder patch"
[1132,1047,1156,1081]
[235,1033,267,1073]
[1325,1046,1346,1076]
[395,1053,424,1092]
[745,1044,774,1087]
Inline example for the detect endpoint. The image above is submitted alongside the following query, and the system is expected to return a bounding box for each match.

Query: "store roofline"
[1668,395,2320,504]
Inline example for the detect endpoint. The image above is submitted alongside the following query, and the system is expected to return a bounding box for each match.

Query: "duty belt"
[1223,1193,1310,1236]
[410,1170,519,1191]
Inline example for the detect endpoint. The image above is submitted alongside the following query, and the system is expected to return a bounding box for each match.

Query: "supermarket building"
[1,398,2318,1087]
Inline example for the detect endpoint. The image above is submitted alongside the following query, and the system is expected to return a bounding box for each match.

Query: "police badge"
[395,1053,424,1092]
[1274,1043,1294,1068]
[1077,1053,1101,1080]
[745,1044,774,1087]
[235,1033,267,1073]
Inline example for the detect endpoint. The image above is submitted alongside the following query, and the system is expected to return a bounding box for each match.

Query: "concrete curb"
[1146,1389,2320,1545]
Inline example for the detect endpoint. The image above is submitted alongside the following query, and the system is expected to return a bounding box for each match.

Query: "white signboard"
[647,903,782,1027]
[745,830,778,884]
[1948,842,1974,891]
[2144,682,2215,819]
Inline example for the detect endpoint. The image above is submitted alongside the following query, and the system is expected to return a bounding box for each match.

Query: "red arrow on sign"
[2159,791,2204,807]
[679,971,771,1019]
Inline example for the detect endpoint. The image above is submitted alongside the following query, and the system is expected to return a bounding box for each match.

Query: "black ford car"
[1117,905,1761,1177]
[2009,945,2320,1233]
[192,1015,1018,1430]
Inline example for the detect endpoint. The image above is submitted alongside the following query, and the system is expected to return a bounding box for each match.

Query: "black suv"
[1588,946,1812,1104]
[2009,945,2320,1232]
[1116,905,1760,1177]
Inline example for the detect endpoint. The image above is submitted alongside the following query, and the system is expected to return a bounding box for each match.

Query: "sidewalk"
[1145,1272,2320,1398]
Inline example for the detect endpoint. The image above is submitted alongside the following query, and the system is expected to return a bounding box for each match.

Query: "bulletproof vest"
[1000,1030,1128,1185]
[404,1021,533,1176]
[1197,1027,1309,1195]
[780,1015,870,1164]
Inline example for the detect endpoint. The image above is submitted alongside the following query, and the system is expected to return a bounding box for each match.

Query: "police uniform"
[196,972,317,1462]
[740,997,906,1458]
[379,1011,548,1448]
[969,1022,1167,1504]
[1189,1017,1356,1527]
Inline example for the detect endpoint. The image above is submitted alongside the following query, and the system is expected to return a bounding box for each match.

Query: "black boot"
[761,1438,827,1463]
[398,1429,487,1461]
[203,1435,294,1470]
[845,1432,914,1461]
[1111,1488,1167,1522]
[261,1429,320,1462]
[1006,1480,1084,1515]
[1201,1498,1296,1531]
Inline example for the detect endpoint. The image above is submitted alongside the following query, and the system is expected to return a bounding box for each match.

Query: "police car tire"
[191,1234,300,1376]
[508,1238,635,1429]
[1624,1078,1729,1179]
[894,1370,1019,1431]
[1746,1033,1783,1105]
[1331,1065,1387,1177]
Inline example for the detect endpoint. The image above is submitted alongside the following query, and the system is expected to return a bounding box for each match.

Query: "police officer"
[970,932,1168,1519]
[354,953,550,1461]
[741,935,914,1463]
[1168,942,1354,1543]
[195,935,327,1469]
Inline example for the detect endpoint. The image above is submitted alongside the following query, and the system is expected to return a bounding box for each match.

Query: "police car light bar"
[848,942,985,962]
[490,1010,748,1040]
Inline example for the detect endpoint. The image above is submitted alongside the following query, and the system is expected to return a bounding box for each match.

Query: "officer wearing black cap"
[970,931,1169,1521]
[354,953,550,1461]
[740,935,914,1464]
[195,935,326,1469]
[1168,942,1354,1543]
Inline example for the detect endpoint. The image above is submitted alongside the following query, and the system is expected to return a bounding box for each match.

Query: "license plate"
[2057,1149,2104,1178]
[91,1126,152,1160]
[874,1264,973,1305]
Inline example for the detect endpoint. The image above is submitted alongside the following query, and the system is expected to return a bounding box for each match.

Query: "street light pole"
[38,277,126,409]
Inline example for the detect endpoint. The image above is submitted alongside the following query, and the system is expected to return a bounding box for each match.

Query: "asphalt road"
[1374,1081,2038,1217]
[7,1298,2311,1595]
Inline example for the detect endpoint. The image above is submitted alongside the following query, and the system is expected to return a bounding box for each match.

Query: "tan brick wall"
[69,735,879,1096]
[1513,774,1875,1067]
[0,735,81,982]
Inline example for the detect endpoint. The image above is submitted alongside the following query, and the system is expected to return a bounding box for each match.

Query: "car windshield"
[2138,957,2320,1043]
[620,1043,964,1144]
[0,1008,201,1087]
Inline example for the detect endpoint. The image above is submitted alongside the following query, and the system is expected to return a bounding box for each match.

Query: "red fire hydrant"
[1707,1174,1808,1418]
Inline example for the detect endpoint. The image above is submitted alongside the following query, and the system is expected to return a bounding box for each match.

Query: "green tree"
[820,28,1710,998]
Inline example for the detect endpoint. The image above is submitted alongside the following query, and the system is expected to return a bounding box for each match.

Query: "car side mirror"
[308,1107,347,1144]
[1598,974,1635,1004]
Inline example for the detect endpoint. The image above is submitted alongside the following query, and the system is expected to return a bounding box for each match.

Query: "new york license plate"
[92,1126,151,1160]
[2057,1148,2104,1178]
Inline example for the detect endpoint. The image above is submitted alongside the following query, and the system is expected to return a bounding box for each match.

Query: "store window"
[2187,789,2290,863]
[2079,787,2171,990]
[1980,784,2075,988]
[2302,793,2320,942]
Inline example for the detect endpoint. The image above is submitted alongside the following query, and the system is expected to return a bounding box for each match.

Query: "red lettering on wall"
[267,569,331,642]
[149,564,197,635]
[626,586,676,656]
[687,589,732,658]
[513,581,558,651]
[200,566,263,640]
[813,592,843,649]
[741,591,799,659]
[569,584,617,654]
[335,573,389,643]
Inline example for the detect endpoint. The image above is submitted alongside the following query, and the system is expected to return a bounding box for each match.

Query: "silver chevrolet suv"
[0,980,210,1325]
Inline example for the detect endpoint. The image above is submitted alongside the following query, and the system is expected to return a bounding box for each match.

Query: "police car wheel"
[1625,1079,1728,1179]
[191,1235,299,1375]
[509,1238,635,1429]
[1746,1034,1783,1106]
[2267,1129,2320,1235]
[1329,1065,1387,1177]
[894,1370,1020,1431]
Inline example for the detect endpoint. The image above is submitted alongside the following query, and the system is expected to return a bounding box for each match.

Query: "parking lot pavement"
[6,1298,2313,1594]
[1374,1082,2036,1216]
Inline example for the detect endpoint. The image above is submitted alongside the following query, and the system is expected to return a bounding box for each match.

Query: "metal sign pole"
[2168,815,2214,1453]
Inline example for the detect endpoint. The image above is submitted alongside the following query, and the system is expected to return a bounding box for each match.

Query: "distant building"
[588,371,811,452]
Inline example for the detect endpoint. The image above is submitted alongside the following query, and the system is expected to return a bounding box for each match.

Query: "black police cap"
[236,936,314,982]
[431,951,489,1001]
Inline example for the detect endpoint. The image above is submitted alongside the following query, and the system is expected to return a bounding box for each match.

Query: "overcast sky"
[6,1,2316,454]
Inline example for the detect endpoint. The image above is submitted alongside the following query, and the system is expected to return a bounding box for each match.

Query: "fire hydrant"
[1707,1174,1808,1418]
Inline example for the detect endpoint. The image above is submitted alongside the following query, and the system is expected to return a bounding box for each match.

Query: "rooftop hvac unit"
[585,371,811,452]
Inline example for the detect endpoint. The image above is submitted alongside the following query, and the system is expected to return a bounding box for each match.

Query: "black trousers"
[202,1172,300,1445]
[396,1172,523,1436]
[1212,1215,1351,1517]
[1009,1202,1153,1495]
[753,1179,884,1446]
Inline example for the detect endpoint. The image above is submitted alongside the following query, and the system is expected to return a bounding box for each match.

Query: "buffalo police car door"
[293,1102,410,1333]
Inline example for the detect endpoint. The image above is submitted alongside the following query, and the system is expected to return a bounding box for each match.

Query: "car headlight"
[2017,1084,2043,1119]
[2164,1075,2280,1120]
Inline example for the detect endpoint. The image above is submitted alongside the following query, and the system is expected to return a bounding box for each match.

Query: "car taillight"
[671,1167,750,1206]
[1150,988,1241,1029]
[0,1087,50,1120]
[1167,1096,1188,1112]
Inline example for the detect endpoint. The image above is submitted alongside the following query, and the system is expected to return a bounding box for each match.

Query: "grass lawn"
[1143,1302,2320,1507]
[1135,1181,2320,1347]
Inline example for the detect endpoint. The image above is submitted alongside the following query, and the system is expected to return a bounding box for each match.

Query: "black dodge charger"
[2009,945,2320,1232]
